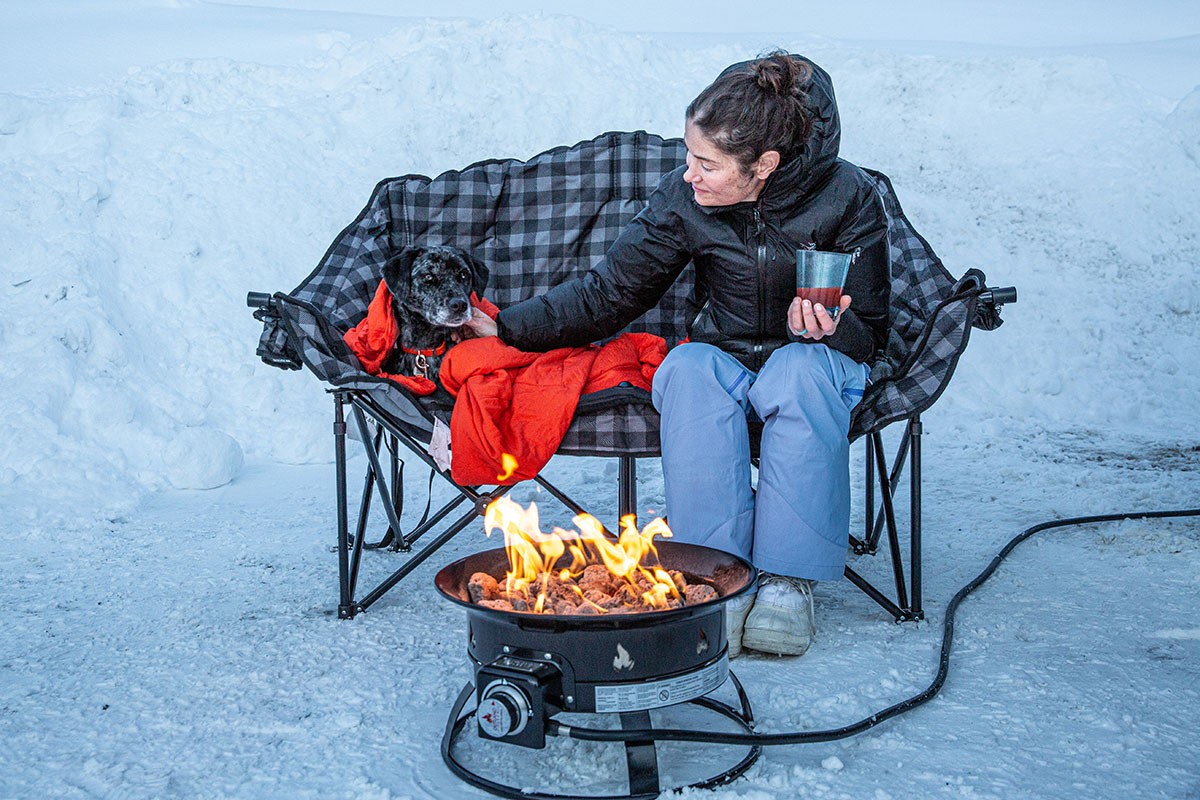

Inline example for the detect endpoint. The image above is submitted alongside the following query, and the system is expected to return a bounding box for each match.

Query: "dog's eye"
[459,270,469,282]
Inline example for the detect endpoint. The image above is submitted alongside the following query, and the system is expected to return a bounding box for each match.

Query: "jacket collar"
[696,54,841,216]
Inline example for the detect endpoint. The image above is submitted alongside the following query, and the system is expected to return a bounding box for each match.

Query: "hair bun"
[752,61,788,95]
[750,53,811,98]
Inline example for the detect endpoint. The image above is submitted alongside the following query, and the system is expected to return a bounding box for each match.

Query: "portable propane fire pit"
[435,497,762,799]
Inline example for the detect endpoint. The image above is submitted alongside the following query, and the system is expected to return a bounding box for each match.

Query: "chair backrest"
[295,130,694,342]
[259,130,987,439]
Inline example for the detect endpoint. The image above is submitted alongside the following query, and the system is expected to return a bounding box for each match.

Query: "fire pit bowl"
[436,541,755,718]
[437,540,760,799]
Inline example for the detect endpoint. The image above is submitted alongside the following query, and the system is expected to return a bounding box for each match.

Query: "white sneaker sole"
[741,627,812,656]
[742,601,814,656]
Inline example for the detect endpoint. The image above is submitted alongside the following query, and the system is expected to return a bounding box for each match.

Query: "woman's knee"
[751,344,831,399]
[657,342,727,375]
[763,342,827,375]
[652,343,751,410]
[749,343,856,428]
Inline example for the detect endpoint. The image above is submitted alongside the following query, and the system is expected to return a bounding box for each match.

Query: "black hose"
[552,507,1200,746]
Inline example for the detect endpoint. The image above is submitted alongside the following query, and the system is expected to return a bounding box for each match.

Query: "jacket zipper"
[690,297,712,335]
[752,205,767,370]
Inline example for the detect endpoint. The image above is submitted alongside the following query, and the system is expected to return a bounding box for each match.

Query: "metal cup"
[795,249,855,321]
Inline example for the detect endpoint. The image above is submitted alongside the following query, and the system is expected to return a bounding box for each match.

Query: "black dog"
[380,245,489,382]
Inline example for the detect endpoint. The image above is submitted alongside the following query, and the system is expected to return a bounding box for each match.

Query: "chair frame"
[851,417,924,620]
[332,385,926,622]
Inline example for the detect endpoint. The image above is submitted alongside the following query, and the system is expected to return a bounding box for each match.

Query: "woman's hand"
[452,306,499,343]
[788,294,851,340]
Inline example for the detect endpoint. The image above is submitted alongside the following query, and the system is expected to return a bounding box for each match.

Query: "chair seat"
[352,377,663,458]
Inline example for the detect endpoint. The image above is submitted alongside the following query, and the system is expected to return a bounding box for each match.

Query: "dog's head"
[381,245,489,329]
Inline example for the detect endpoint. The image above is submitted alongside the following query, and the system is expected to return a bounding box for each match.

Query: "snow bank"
[1,13,1198,526]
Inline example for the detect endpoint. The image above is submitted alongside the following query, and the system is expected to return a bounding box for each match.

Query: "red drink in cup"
[795,249,855,321]
[795,286,845,308]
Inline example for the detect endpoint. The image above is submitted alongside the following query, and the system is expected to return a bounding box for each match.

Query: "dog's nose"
[450,298,469,315]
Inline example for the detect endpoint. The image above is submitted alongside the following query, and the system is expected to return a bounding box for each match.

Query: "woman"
[464,52,890,657]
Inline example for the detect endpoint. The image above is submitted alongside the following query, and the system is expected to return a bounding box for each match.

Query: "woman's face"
[683,121,777,207]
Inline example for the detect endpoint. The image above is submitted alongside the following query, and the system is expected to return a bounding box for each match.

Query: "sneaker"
[741,574,815,656]
[723,591,755,659]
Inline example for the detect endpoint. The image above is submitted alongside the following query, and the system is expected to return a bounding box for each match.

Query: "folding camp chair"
[249,130,1012,622]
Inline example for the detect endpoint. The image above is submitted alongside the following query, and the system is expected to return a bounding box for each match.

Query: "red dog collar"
[399,342,447,357]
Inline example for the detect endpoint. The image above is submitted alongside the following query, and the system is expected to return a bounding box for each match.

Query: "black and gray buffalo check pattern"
[257,130,988,453]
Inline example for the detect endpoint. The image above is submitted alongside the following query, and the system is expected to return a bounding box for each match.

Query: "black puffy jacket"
[497,56,890,372]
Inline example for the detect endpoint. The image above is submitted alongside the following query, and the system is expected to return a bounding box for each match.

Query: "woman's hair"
[686,50,813,175]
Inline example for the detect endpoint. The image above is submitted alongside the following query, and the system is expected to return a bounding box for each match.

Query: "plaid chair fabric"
[256,130,989,452]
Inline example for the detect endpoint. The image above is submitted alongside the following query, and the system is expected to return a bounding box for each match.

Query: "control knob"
[478,680,531,738]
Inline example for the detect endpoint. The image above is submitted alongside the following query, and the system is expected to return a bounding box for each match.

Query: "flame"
[482,462,679,614]
[496,453,519,482]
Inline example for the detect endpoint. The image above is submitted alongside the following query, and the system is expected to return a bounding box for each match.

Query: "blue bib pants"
[650,342,869,582]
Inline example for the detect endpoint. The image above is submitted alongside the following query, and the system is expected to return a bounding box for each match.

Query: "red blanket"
[343,280,666,485]
[440,332,665,485]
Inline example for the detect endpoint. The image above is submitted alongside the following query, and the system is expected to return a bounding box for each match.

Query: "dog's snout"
[450,298,469,315]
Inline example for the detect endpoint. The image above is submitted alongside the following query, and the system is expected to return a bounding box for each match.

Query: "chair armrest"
[973,284,1016,332]
[977,286,1017,306]
[249,290,304,371]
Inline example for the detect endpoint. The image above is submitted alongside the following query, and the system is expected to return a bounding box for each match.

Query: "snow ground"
[3,440,1197,799]
[1,2,1198,798]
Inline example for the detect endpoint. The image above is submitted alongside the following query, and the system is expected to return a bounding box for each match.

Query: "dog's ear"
[382,246,423,301]
[463,251,490,298]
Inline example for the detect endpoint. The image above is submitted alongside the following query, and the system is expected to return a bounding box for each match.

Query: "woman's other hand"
[788,294,851,340]
[453,306,499,343]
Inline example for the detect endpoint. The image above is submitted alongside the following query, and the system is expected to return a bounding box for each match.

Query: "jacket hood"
[701,54,841,213]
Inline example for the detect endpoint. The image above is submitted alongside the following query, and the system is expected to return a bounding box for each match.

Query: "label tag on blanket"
[429,418,452,473]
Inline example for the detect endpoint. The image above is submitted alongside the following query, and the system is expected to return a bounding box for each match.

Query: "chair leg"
[909,415,923,619]
[868,426,911,552]
[334,392,355,619]
[619,456,637,526]
[871,433,910,612]
[350,404,408,550]
[844,565,905,621]
[388,433,404,550]
[351,427,379,549]
[846,416,924,622]
[861,434,875,551]
[348,424,399,600]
